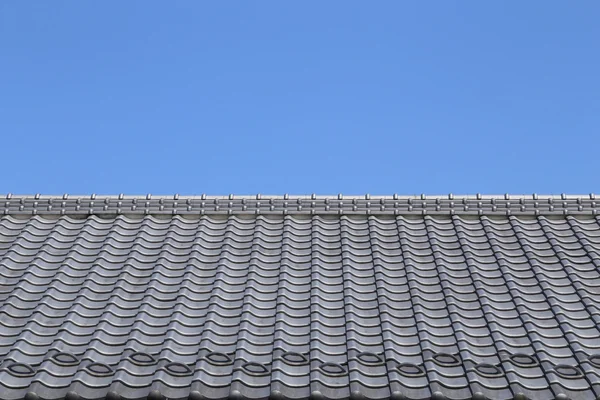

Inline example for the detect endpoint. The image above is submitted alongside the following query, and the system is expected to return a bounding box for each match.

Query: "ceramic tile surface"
[1,195,599,400]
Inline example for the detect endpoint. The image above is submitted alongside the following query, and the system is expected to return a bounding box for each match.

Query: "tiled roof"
[1,194,600,400]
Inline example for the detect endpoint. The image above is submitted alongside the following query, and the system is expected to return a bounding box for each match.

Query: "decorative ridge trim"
[1,194,597,216]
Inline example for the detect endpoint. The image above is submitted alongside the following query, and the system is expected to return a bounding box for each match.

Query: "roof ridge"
[1,193,597,199]
[1,194,598,217]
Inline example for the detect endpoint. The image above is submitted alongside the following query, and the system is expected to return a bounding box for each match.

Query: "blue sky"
[1,2,598,196]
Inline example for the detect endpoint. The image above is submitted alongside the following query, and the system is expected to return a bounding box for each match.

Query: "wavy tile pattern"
[1,212,600,400]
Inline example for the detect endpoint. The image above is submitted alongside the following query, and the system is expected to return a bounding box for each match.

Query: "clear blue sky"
[1,2,598,196]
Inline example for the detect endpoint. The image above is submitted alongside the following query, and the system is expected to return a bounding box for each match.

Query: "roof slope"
[0,195,599,400]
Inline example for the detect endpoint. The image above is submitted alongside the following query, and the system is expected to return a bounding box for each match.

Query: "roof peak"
[1,194,597,217]
[2,193,597,200]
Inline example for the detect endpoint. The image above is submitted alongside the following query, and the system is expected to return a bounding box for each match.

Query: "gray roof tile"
[1,195,600,399]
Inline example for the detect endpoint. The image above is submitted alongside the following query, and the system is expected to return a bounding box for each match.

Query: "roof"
[1,194,599,400]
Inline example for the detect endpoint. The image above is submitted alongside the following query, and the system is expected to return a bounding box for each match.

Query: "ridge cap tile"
[2,194,599,217]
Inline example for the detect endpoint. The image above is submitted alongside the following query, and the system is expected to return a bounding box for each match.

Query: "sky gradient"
[1,2,599,196]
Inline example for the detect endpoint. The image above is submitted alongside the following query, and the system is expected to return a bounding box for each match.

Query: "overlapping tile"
[1,196,600,400]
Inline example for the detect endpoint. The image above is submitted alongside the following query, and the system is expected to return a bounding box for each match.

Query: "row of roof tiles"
[1,351,598,397]
[1,194,599,216]
[4,194,599,200]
